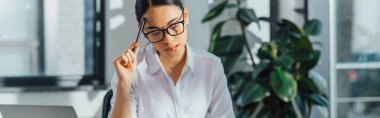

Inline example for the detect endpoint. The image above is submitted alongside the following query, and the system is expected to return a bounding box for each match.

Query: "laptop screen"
[0,105,77,118]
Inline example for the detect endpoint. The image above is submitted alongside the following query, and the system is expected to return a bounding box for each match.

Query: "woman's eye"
[150,31,161,36]
[170,24,177,29]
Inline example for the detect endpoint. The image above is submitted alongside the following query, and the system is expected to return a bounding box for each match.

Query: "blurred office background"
[0,0,379,118]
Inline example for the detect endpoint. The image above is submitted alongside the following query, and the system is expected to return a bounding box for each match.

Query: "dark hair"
[135,0,184,23]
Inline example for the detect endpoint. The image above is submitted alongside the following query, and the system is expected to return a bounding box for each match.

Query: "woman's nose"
[162,33,176,44]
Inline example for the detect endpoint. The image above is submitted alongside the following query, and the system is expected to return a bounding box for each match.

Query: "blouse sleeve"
[108,73,139,118]
[207,59,236,118]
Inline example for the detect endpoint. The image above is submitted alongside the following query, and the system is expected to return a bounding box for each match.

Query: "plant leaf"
[237,108,254,118]
[208,21,226,52]
[237,82,268,106]
[237,8,258,26]
[288,50,314,61]
[226,3,239,8]
[259,17,280,28]
[294,93,309,117]
[283,108,297,118]
[281,19,302,34]
[232,72,255,101]
[251,59,270,80]
[229,72,250,100]
[298,75,320,93]
[300,50,320,70]
[258,43,273,60]
[291,35,313,52]
[202,1,228,22]
[294,8,305,15]
[256,107,271,118]
[309,71,328,94]
[277,55,295,69]
[270,67,297,102]
[306,94,328,108]
[304,19,322,35]
[209,35,244,73]
[274,28,291,42]
[312,41,323,48]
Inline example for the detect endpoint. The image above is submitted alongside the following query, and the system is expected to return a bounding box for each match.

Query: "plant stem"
[239,22,257,68]
[236,0,256,68]
[291,100,303,118]
[251,102,264,117]
[304,0,308,23]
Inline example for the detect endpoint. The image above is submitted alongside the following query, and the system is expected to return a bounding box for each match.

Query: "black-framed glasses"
[143,15,185,43]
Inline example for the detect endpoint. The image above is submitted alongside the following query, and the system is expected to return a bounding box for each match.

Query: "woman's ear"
[184,7,189,24]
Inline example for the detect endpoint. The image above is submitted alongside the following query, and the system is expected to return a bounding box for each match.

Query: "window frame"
[0,0,106,88]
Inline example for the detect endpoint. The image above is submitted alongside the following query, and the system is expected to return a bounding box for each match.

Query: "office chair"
[102,89,113,118]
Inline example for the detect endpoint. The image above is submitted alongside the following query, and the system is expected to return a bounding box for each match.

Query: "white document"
[0,111,3,118]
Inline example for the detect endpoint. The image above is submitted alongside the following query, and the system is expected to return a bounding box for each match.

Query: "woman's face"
[142,5,189,58]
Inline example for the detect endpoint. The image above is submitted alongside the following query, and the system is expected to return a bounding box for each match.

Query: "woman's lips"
[166,44,179,51]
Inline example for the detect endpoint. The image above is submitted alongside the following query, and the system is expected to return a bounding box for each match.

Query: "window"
[331,0,380,117]
[0,0,105,88]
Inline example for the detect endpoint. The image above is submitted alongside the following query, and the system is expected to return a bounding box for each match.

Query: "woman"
[109,0,235,118]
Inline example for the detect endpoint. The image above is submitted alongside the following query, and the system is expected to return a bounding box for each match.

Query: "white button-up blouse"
[108,44,235,118]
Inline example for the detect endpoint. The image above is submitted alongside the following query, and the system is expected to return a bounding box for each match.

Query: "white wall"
[309,0,330,88]
[279,0,305,26]
[309,0,330,117]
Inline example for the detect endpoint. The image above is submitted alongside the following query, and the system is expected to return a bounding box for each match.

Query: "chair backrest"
[102,89,113,118]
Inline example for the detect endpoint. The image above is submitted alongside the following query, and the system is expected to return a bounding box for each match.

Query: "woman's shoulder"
[191,48,221,63]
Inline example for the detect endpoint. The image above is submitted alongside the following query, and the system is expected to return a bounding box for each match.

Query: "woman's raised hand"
[113,41,140,83]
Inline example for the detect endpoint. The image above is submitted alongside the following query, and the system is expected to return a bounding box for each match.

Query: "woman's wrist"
[117,80,132,91]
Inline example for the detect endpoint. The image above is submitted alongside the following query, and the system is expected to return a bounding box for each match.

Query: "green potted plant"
[202,0,328,117]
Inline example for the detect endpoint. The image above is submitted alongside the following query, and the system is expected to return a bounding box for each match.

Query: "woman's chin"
[162,45,185,57]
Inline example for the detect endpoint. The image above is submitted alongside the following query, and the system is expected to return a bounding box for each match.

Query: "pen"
[132,17,146,52]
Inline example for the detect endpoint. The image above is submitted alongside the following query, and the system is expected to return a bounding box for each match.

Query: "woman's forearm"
[111,81,132,118]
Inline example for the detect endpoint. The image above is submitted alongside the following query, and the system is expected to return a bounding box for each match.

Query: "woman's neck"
[158,46,187,85]
[159,47,187,69]
[158,46,187,80]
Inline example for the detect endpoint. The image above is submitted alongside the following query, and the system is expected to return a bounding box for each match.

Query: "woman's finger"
[121,54,129,67]
[119,41,140,69]
[132,46,140,57]
[127,49,135,62]
[113,56,123,67]
[128,41,139,49]
[127,50,135,65]
[125,51,133,67]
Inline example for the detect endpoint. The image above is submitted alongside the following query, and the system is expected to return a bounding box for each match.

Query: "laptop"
[0,105,77,118]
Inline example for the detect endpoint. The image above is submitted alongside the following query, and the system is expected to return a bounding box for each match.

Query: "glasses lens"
[146,30,163,42]
[167,22,184,36]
